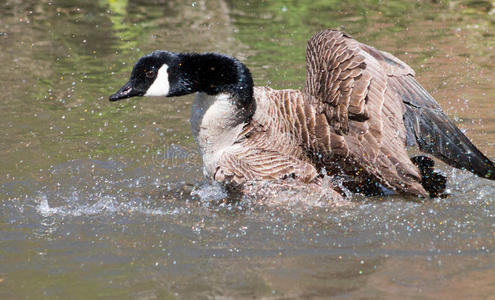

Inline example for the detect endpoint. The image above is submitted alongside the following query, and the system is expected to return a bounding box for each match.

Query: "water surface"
[1,0,495,298]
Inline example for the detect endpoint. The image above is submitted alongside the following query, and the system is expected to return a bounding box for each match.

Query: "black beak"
[109,81,141,101]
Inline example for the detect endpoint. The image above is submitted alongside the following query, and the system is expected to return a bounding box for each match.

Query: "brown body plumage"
[213,83,426,197]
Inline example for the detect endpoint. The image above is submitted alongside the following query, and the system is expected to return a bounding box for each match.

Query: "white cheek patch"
[144,64,170,97]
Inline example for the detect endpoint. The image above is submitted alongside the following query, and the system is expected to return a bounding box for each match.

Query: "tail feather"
[396,77,495,180]
[404,105,495,180]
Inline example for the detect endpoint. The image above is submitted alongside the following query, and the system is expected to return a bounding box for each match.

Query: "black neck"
[169,52,255,116]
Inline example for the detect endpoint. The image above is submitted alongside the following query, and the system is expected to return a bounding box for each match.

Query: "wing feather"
[303,29,425,195]
[303,29,495,195]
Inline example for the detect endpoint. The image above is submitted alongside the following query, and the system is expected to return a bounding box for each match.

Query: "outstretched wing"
[303,29,495,196]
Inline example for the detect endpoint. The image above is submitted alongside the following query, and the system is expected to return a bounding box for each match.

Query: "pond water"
[1,0,495,298]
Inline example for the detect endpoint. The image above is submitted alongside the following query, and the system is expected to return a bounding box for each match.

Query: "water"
[1,0,495,298]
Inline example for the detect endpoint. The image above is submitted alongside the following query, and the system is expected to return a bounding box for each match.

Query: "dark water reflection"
[1,0,495,298]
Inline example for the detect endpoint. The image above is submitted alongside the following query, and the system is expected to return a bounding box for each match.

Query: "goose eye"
[145,70,155,78]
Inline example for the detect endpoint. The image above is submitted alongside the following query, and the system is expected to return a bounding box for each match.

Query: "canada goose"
[109,29,495,198]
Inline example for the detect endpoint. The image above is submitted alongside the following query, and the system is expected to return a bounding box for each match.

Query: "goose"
[109,29,495,198]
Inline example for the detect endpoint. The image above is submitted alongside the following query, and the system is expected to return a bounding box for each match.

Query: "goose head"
[109,51,183,101]
[109,51,254,109]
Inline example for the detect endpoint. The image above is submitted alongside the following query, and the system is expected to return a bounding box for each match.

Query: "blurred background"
[1,0,495,298]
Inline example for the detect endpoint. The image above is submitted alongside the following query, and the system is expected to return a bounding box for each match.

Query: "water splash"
[34,192,186,218]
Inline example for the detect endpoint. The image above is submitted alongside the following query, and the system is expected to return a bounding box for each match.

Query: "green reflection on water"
[229,0,449,89]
